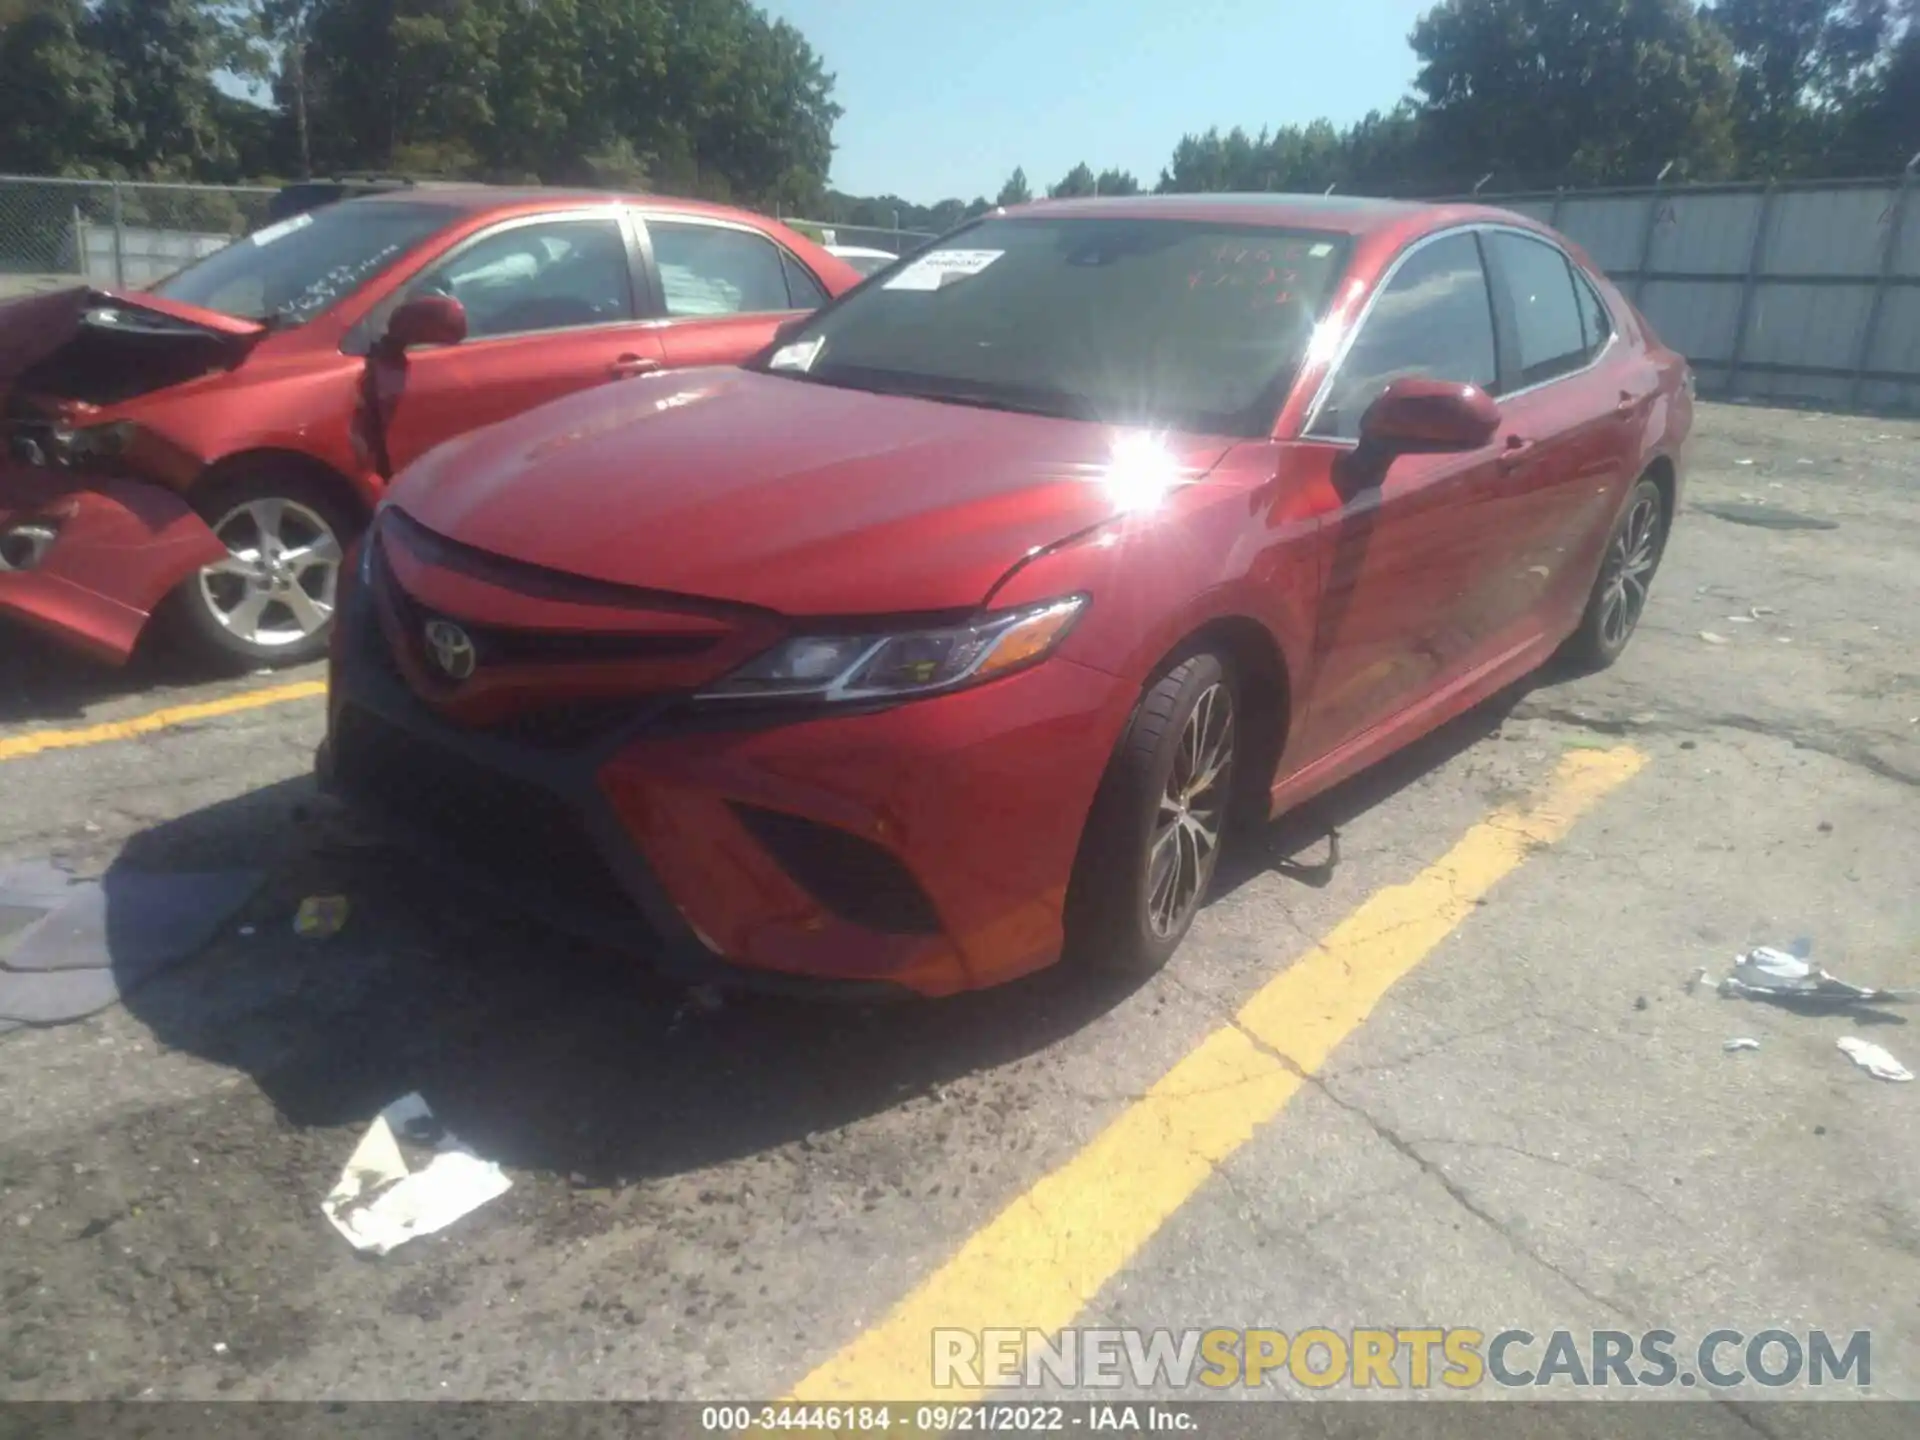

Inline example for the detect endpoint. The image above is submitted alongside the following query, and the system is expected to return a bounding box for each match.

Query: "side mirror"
[770,315,809,348]
[381,295,467,353]
[1358,377,1500,452]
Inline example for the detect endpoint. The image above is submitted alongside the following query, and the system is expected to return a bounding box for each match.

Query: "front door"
[371,212,666,476]
[1289,229,1520,764]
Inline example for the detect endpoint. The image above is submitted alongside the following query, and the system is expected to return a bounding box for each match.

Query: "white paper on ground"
[882,249,1003,291]
[321,1092,511,1255]
[1837,1037,1914,1083]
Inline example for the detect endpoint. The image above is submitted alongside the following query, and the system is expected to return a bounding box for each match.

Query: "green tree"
[1703,0,1895,172]
[1048,161,1097,196]
[0,0,121,175]
[995,166,1032,205]
[1410,0,1741,185]
[93,0,251,178]
[1844,7,1920,169]
[1094,167,1142,195]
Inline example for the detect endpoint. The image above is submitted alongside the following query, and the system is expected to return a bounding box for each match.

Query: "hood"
[390,368,1239,616]
[0,286,265,405]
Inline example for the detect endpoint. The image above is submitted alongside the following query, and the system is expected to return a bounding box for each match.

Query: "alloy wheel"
[1597,493,1662,650]
[197,497,343,648]
[1146,681,1235,939]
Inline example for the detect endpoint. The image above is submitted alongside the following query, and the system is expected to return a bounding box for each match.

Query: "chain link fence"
[0,176,276,299]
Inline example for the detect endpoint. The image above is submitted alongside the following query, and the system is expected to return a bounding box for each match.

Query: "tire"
[1066,651,1237,976]
[1559,475,1667,672]
[170,469,362,670]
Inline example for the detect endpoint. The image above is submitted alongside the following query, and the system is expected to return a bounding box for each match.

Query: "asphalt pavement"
[0,402,1916,1420]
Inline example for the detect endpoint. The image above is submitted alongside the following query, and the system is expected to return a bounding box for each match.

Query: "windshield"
[767,216,1351,435]
[151,201,458,327]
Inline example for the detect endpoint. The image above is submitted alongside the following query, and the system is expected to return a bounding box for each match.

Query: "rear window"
[764,216,1352,436]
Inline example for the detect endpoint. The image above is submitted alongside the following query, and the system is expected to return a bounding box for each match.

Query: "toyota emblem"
[423,618,477,682]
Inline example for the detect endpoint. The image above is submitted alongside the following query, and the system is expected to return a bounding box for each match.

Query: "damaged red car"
[320,196,1693,995]
[0,189,859,666]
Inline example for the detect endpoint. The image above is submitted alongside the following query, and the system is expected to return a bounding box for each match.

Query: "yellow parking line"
[0,681,326,763]
[790,745,1647,1402]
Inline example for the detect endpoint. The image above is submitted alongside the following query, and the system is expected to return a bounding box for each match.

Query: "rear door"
[1289,230,1520,764]
[369,209,667,475]
[1480,230,1645,626]
[632,213,832,368]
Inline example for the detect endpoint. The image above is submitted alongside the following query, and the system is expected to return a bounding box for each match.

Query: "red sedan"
[0,188,860,666]
[319,195,1692,995]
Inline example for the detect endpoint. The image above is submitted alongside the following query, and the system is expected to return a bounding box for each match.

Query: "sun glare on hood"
[1098,431,1186,514]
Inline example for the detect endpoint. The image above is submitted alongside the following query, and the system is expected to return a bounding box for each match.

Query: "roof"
[995,192,1523,236]
[346,186,788,227]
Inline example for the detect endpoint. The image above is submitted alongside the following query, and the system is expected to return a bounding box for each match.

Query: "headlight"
[59,421,138,462]
[699,596,1087,704]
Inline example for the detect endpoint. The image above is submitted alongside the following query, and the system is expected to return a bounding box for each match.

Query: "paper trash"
[321,1093,511,1255]
[1724,1038,1761,1052]
[1838,1038,1914,1083]
[1707,946,1916,1008]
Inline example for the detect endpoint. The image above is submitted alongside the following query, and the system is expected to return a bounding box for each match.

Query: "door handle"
[1497,435,1534,471]
[610,353,662,379]
[1614,388,1644,417]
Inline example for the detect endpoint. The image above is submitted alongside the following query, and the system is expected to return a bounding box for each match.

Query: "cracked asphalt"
[0,401,1916,1418]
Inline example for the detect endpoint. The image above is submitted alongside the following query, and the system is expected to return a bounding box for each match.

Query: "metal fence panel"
[1745,283,1874,370]
[1555,195,1647,271]
[1649,191,1760,274]
[1767,188,1891,277]
[1639,278,1742,361]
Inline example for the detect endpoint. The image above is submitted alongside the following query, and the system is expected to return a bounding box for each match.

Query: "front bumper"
[0,465,225,663]
[320,567,1133,997]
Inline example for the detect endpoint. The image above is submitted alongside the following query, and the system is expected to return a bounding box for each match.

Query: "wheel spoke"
[245,498,288,554]
[285,531,342,575]
[222,589,271,641]
[281,584,332,636]
[202,554,257,579]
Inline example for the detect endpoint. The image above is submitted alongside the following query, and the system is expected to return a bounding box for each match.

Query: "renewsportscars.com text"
[932,1327,1872,1391]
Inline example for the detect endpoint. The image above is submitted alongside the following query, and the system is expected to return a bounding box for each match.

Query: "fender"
[0,466,228,664]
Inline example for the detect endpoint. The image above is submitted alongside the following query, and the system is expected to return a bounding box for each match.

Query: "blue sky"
[758,0,1431,204]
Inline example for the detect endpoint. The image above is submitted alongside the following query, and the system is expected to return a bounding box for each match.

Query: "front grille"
[330,706,643,929]
[732,804,942,935]
[477,699,653,750]
[366,527,709,750]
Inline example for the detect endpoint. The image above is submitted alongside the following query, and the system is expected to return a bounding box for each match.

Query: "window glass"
[408,218,633,339]
[781,250,830,308]
[153,201,456,327]
[1575,268,1614,359]
[650,221,794,316]
[760,217,1351,437]
[1489,231,1587,387]
[1309,232,1496,440]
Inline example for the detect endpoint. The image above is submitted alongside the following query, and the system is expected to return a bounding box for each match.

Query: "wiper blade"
[883,386,1079,419]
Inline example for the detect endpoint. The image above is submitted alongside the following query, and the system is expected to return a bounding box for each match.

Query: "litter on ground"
[1724,1038,1761,1053]
[1699,945,1916,1010]
[1837,1038,1914,1083]
[321,1093,512,1255]
[293,895,351,940]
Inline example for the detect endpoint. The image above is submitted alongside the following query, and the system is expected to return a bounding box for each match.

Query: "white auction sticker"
[768,337,825,372]
[250,212,315,248]
[882,249,1004,291]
